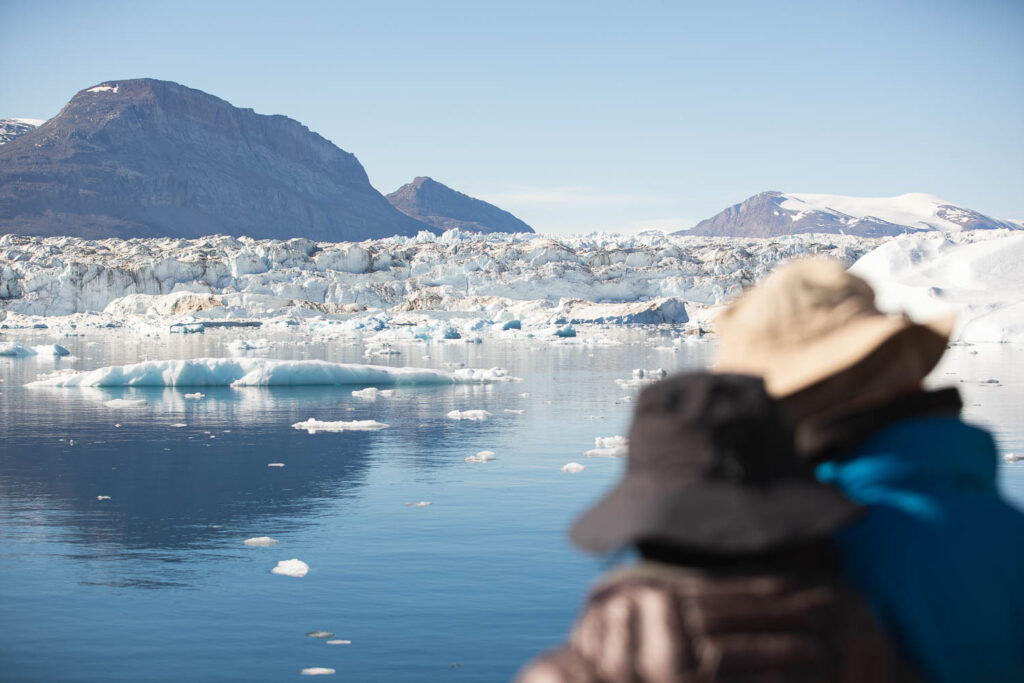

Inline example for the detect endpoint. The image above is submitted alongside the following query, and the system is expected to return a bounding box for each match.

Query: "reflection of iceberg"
[27,358,514,388]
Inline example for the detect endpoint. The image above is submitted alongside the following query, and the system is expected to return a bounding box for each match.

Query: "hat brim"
[716,312,956,397]
[569,473,861,555]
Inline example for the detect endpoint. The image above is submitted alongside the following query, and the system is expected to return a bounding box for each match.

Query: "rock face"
[0,118,42,145]
[387,176,533,234]
[0,79,430,240]
[680,191,1019,237]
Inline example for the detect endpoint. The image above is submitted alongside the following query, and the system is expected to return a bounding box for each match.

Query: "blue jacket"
[817,415,1024,683]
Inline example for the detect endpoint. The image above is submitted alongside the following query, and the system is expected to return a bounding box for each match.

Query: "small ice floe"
[104,398,148,408]
[170,423,188,428]
[227,339,270,354]
[306,631,334,639]
[352,387,392,401]
[616,367,668,389]
[585,415,604,420]
[584,435,629,458]
[300,667,335,676]
[363,342,400,358]
[519,392,530,398]
[271,559,309,577]
[504,409,525,414]
[553,324,577,338]
[267,462,285,467]
[442,327,462,340]
[68,439,76,446]
[326,640,351,645]
[446,410,492,421]
[33,343,71,357]
[0,341,37,357]
[465,450,496,463]
[405,501,432,507]
[292,419,390,433]
[96,495,111,501]
[184,392,205,400]
[1004,453,1023,463]
[243,536,279,547]
[561,462,585,473]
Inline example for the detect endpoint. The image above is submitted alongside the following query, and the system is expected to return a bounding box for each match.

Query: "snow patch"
[86,85,119,93]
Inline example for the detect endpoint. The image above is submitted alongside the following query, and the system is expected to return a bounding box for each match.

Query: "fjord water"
[1,330,1021,682]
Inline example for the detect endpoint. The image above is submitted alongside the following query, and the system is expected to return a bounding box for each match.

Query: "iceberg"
[271,559,309,577]
[26,358,514,388]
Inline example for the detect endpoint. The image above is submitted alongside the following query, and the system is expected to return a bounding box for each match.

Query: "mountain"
[386,176,534,234]
[0,118,43,145]
[0,79,430,241]
[678,191,1019,237]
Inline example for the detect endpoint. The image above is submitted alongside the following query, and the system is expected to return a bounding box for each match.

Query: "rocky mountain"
[679,191,1019,237]
[0,79,430,241]
[387,176,534,234]
[0,118,43,145]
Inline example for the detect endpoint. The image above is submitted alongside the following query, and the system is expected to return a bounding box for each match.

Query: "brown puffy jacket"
[517,563,915,683]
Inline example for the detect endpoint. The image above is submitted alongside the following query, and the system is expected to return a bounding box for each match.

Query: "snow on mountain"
[681,191,1019,237]
[0,118,43,145]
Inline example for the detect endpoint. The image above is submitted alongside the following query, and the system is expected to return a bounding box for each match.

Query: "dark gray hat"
[570,373,861,555]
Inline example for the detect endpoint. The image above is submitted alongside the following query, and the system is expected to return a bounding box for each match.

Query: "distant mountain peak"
[678,191,1019,237]
[0,78,431,241]
[386,176,534,234]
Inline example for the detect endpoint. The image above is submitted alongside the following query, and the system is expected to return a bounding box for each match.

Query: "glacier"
[1,228,1021,343]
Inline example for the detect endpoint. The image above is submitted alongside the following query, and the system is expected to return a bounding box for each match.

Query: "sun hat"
[713,258,956,398]
[569,373,861,555]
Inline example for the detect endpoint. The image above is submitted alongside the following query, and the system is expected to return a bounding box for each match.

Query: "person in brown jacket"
[518,373,915,683]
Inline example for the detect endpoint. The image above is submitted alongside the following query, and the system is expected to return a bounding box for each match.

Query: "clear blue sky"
[2,0,1021,233]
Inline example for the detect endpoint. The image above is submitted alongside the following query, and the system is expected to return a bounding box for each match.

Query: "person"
[714,257,1024,683]
[518,372,914,683]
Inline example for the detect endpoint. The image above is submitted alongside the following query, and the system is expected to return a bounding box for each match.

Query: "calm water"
[1,328,1022,682]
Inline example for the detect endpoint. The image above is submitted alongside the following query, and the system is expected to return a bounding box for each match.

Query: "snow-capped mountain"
[0,118,43,145]
[679,191,1019,237]
[0,79,430,241]
[387,176,534,234]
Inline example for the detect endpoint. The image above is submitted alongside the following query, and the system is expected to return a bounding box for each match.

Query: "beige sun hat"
[713,257,956,398]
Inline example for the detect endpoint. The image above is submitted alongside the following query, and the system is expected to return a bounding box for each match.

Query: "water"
[1,328,1021,682]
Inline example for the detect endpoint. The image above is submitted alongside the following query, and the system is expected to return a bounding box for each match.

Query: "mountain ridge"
[0,79,431,241]
[677,191,1019,237]
[386,176,534,234]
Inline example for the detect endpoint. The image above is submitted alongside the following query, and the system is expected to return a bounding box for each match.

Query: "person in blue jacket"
[713,257,1024,683]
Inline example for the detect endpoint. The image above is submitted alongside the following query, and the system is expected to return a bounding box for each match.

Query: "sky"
[1,0,1022,234]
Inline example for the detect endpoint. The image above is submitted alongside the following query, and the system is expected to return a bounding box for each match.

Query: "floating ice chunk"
[0,341,37,357]
[104,398,148,408]
[306,631,334,639]
[33,344,71,356]
[352,387,381,400]
[446,410,492,421]
[405,501,432,507]
[616,367,668,389]
[1004,453,1023,463]
[268,462,285,467]
[271,559,309,577]
[170,423,188,428]
[584,435,629,458]
[184,392,205,400]
[300,667,335,676]
[292,419,390,434]
[227,339,270,354]
[585,415,604,420]
[553,324,577,338]
[561,462,585,473]
[326,640,351,645]
[465,450,496,463]
[502,320,522,330]
[243,536,279,547]
[504,409,525,414]
[28,358,515,388]
[442,327,462,340]
[96,495,111,501]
